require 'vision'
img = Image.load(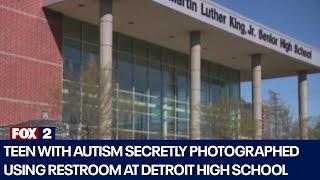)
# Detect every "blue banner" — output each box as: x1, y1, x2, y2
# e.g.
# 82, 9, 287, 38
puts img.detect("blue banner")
0, 140, 319, 179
